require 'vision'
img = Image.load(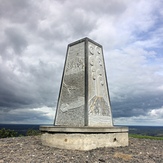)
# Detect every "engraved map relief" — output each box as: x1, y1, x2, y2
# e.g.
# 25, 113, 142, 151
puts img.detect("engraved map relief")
88, 42, 111, 118
55, 42, 85, 126
60, 42, 85, 112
